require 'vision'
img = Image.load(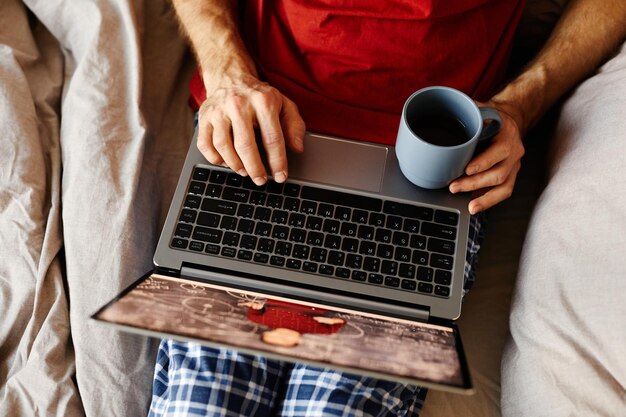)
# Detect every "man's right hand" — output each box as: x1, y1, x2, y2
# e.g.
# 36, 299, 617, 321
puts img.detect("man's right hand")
197, 74, 305, 186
